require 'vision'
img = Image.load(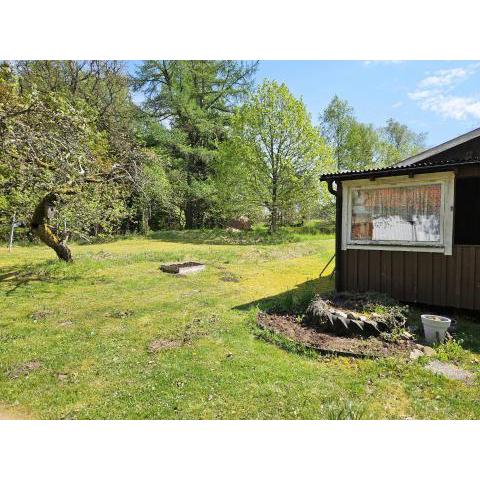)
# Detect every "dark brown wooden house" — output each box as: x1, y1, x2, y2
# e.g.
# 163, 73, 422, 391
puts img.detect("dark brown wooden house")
321, 127, 480, 311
